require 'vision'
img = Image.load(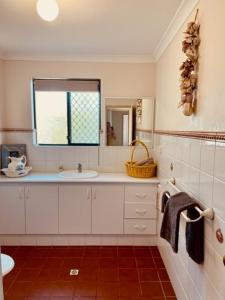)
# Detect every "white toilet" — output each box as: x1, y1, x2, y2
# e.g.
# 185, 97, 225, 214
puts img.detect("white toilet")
1, 254, 15, 277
